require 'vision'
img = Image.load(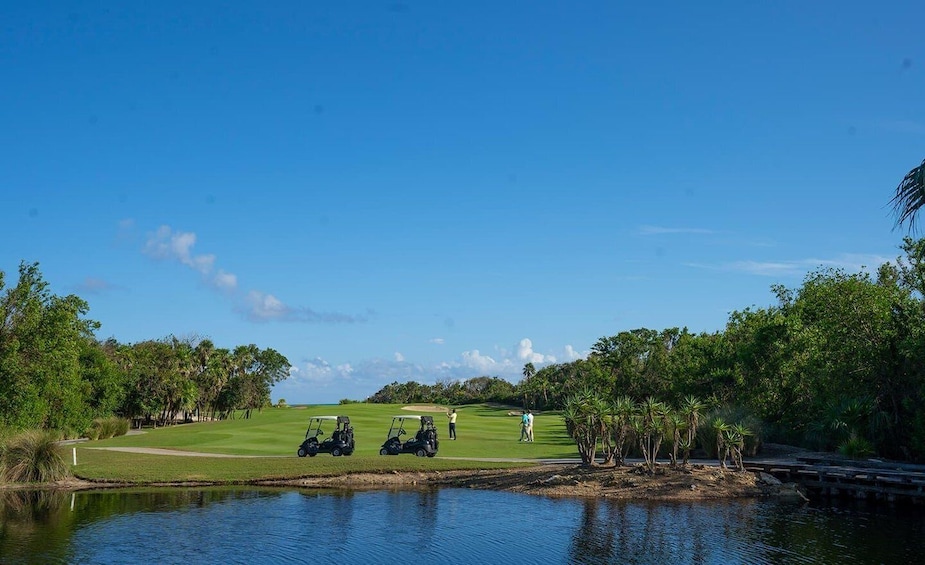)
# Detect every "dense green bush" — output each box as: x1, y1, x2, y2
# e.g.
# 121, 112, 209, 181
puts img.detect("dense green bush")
0, 430, 70, 483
